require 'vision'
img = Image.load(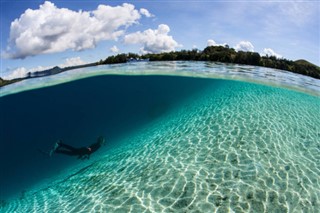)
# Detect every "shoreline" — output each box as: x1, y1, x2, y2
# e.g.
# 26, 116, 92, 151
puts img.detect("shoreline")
1, 47, 320, 88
